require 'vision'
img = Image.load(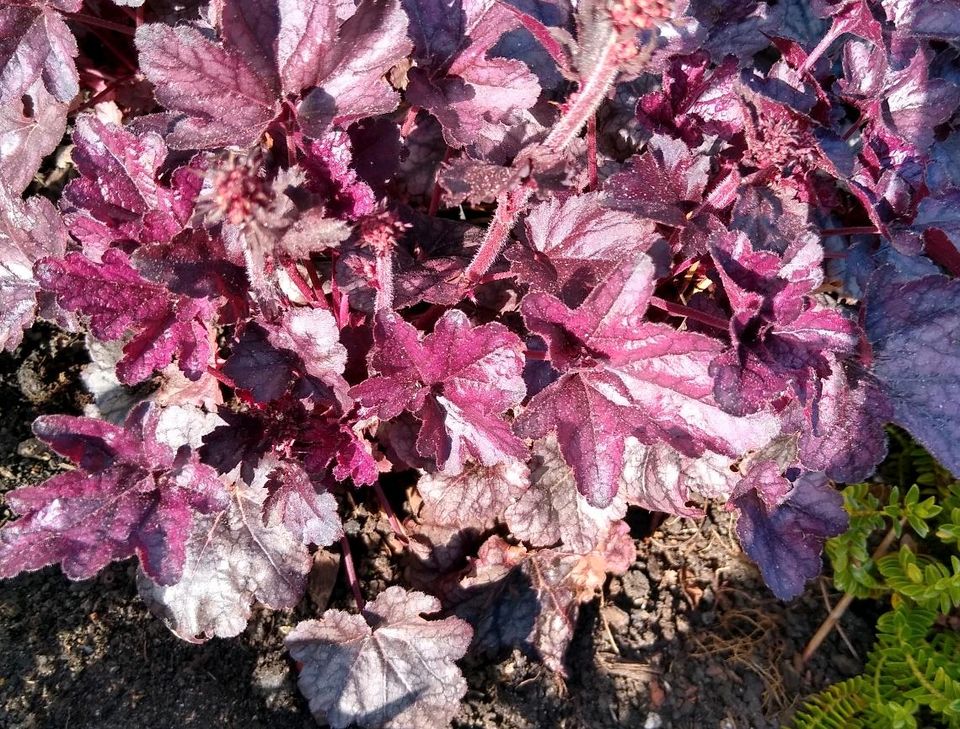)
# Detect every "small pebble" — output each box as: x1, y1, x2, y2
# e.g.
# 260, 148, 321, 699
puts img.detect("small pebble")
644, 712, 663, 729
